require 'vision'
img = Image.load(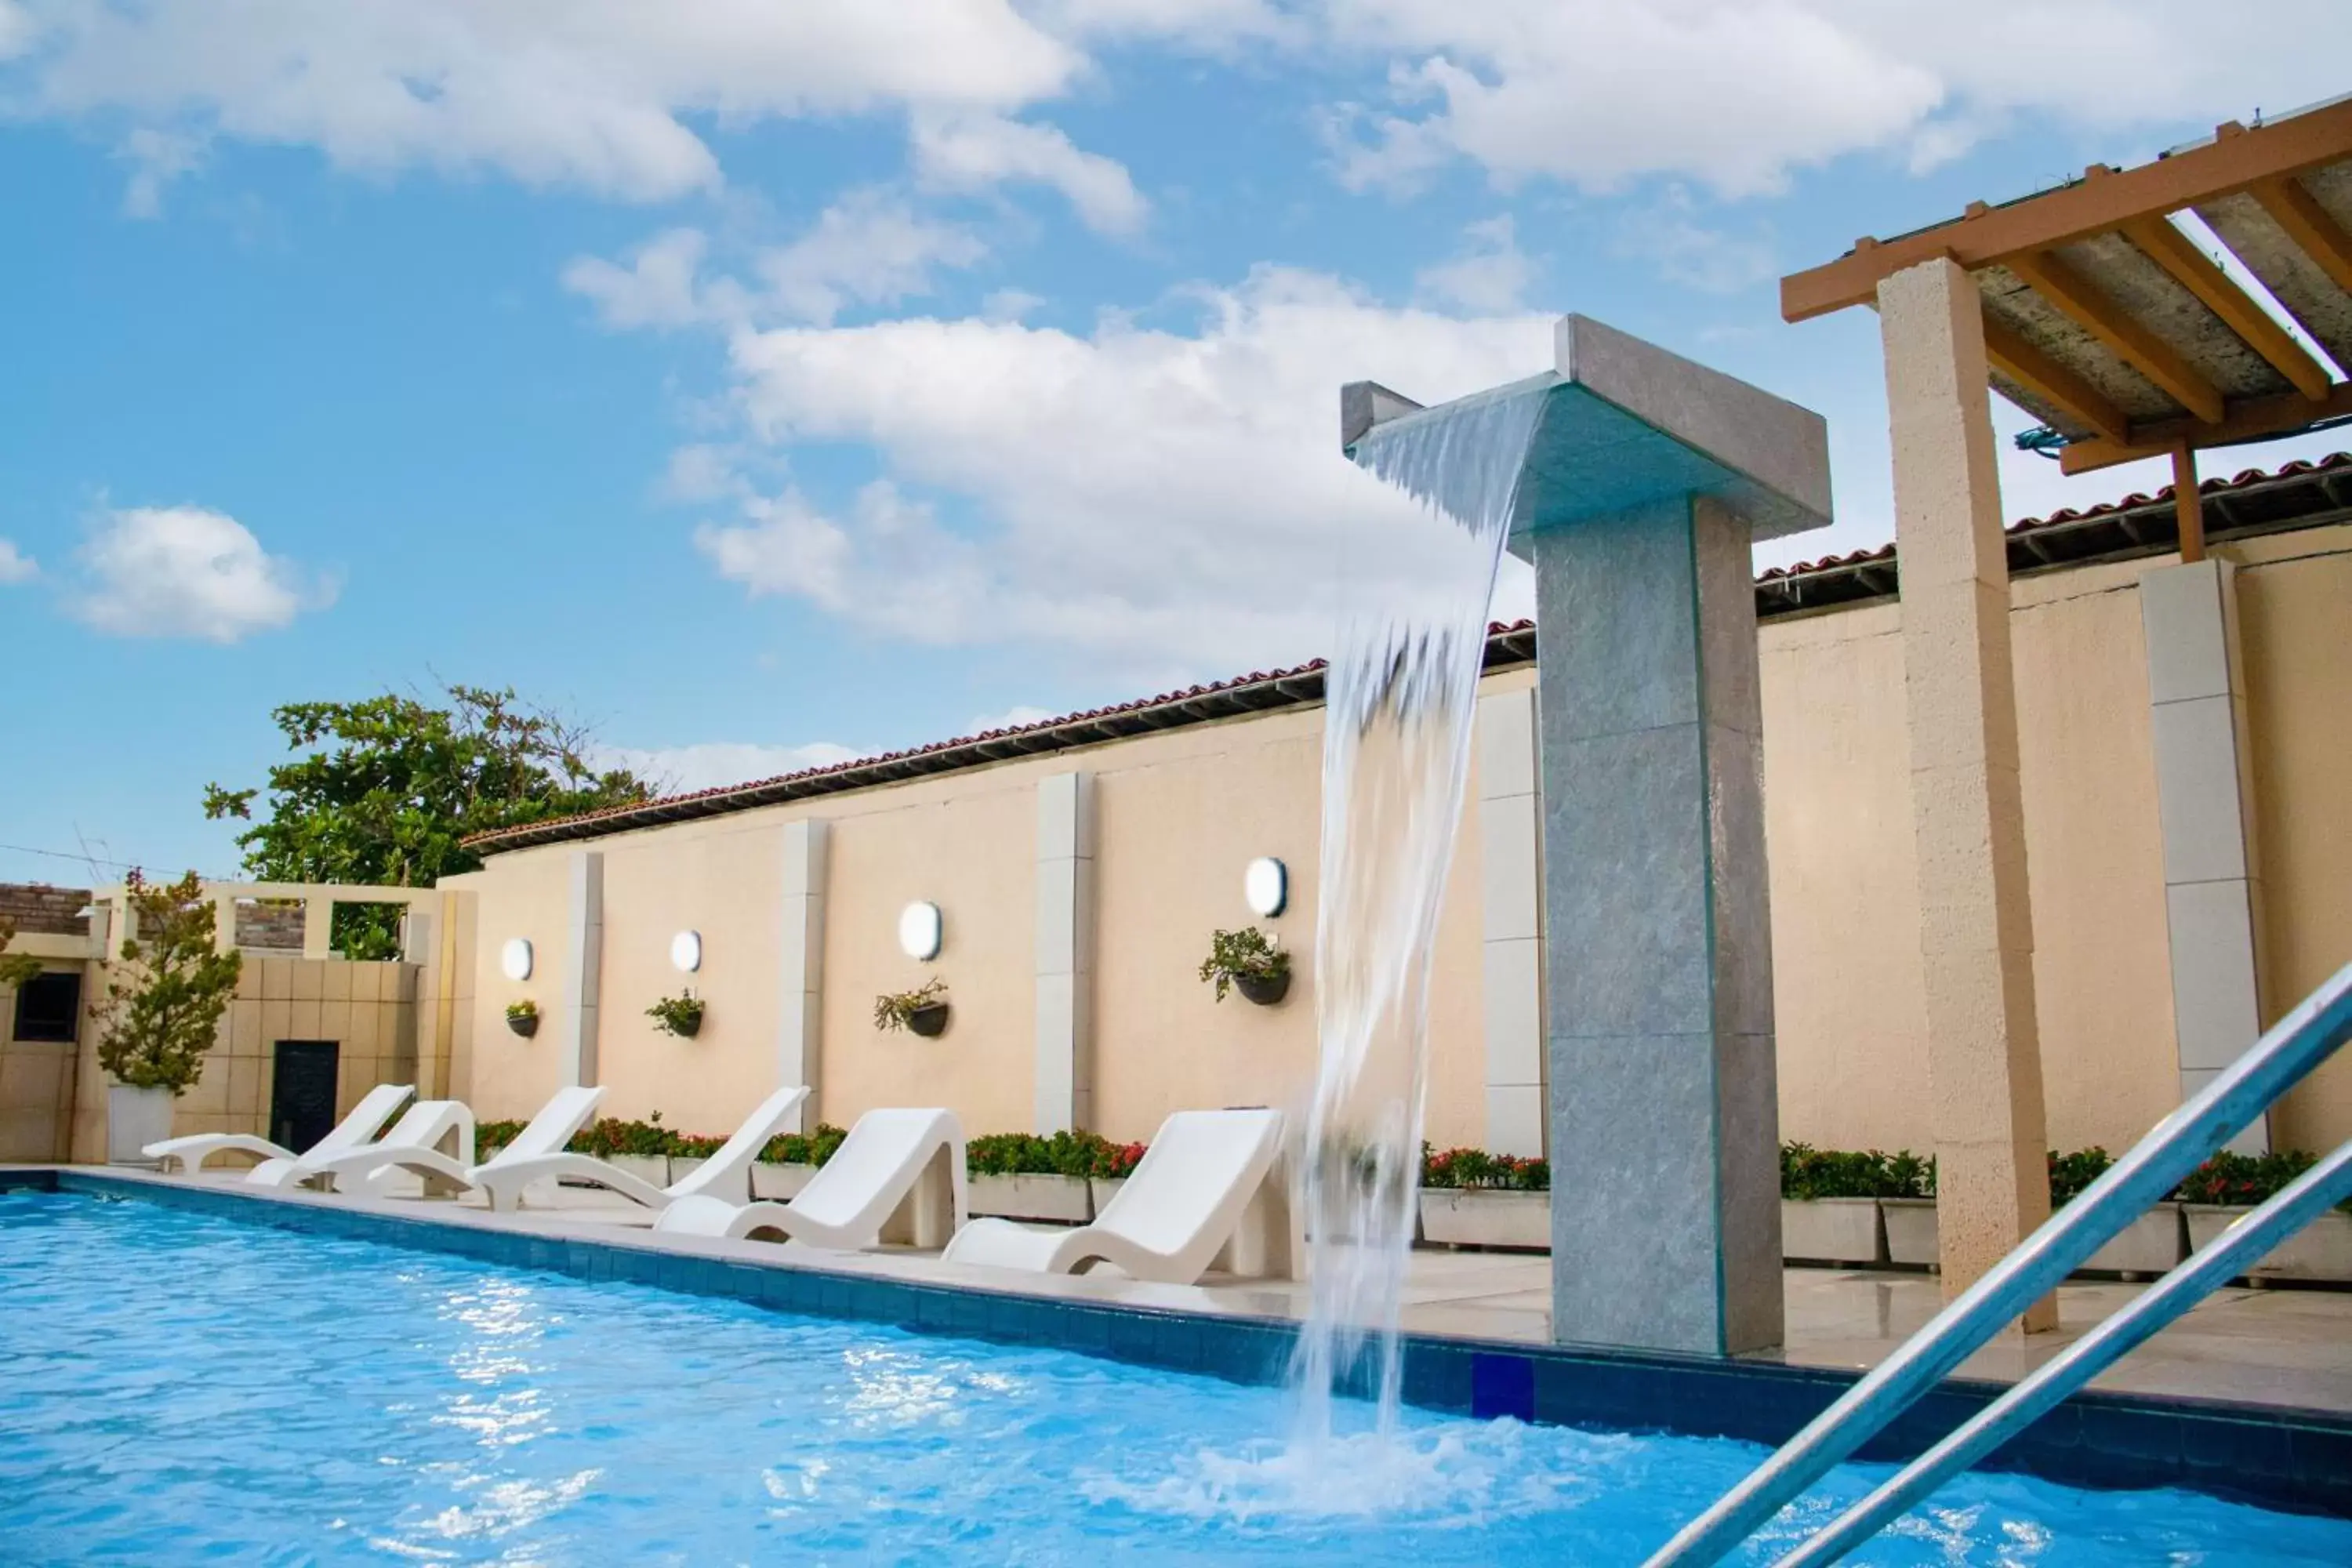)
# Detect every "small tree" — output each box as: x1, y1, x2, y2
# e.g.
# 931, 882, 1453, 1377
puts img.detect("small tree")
0, 913, 42, 989
91, 872, 243, 1095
